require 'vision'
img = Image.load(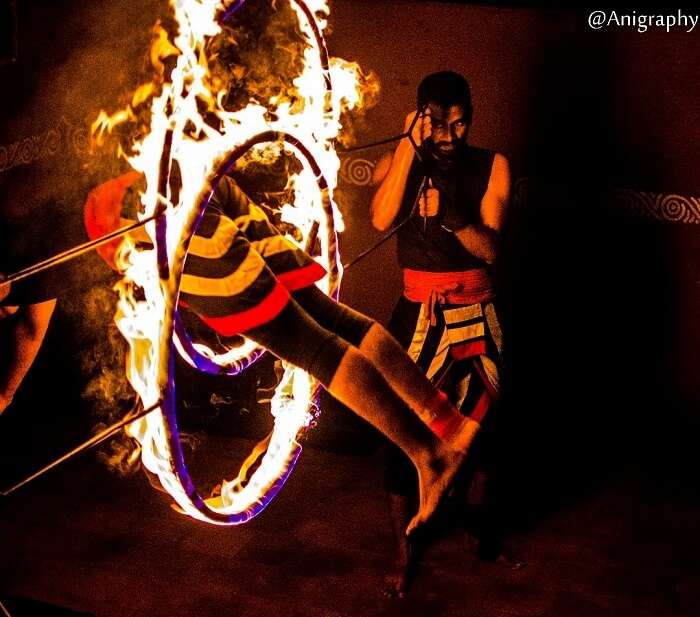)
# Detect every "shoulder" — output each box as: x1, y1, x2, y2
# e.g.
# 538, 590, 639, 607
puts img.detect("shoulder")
479, 152, 511, 219
488, 152, 511, 190
467, 146, 507, 168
